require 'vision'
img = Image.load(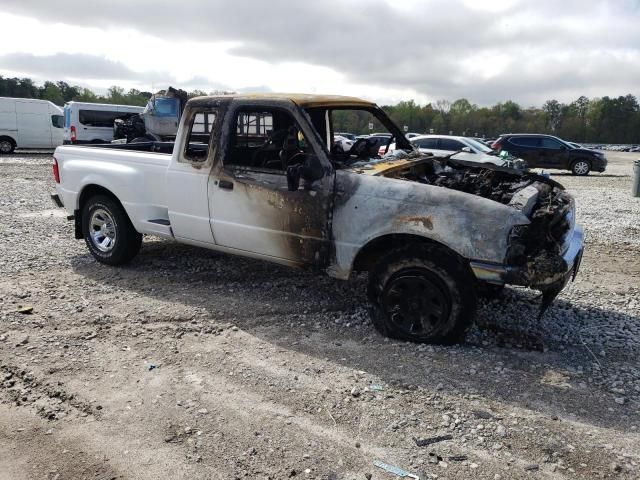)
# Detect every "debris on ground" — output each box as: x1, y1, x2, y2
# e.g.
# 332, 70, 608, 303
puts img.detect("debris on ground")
373, 460, 420, 479
448, 455, 468, 462
413, 434, 453, 447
